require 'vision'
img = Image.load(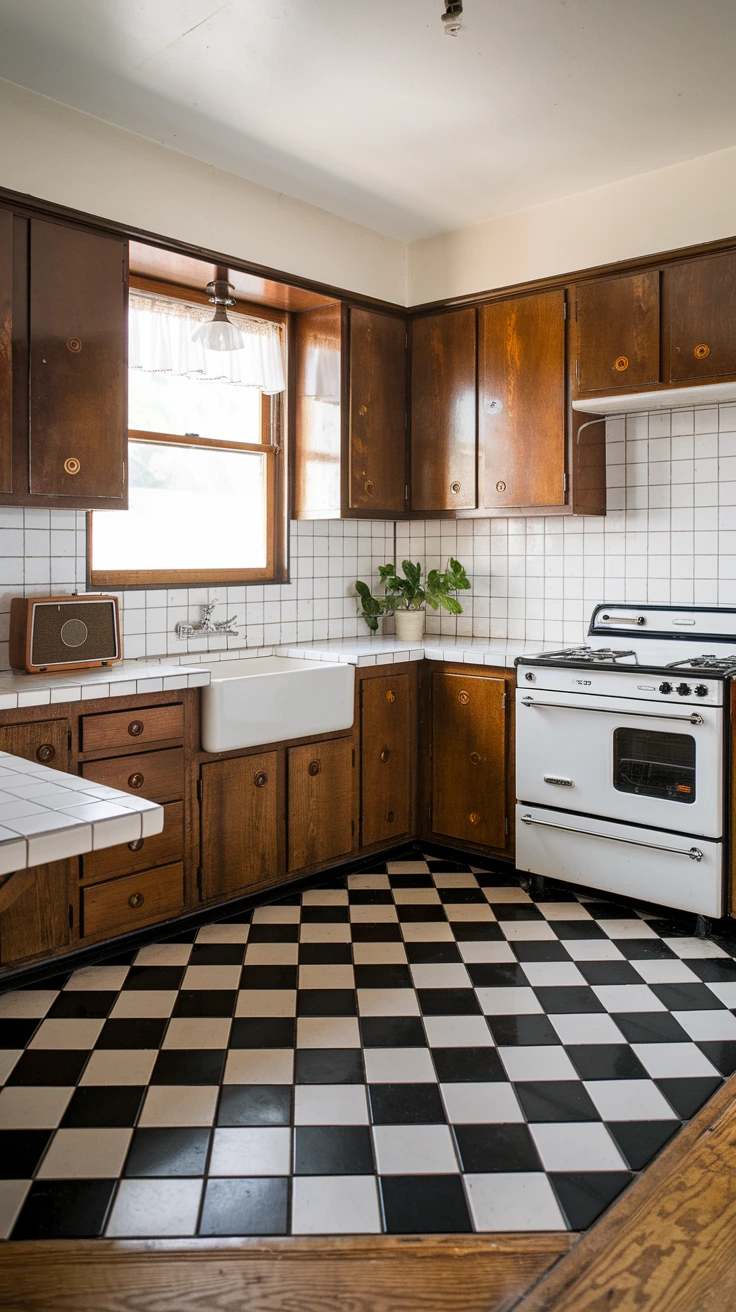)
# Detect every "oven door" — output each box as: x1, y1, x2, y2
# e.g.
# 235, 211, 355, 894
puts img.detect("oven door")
516, 803, 722, 917
515, 686, 722, 837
